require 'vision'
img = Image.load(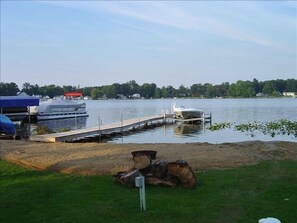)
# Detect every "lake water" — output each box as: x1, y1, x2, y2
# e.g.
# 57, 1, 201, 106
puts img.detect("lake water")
36, 98, 297, 143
